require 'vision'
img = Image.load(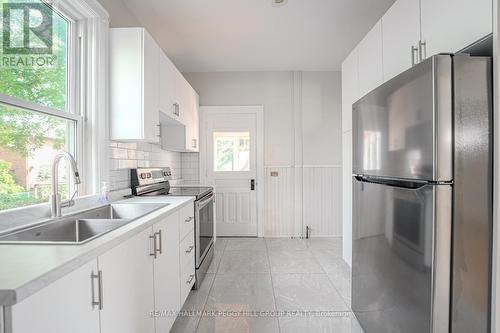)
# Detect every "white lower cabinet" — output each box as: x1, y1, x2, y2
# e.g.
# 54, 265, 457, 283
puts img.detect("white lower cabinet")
8, 260, 100, 333
6, 202, 195, 333
99, 227, 156, 333
153, 211, 181, 333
